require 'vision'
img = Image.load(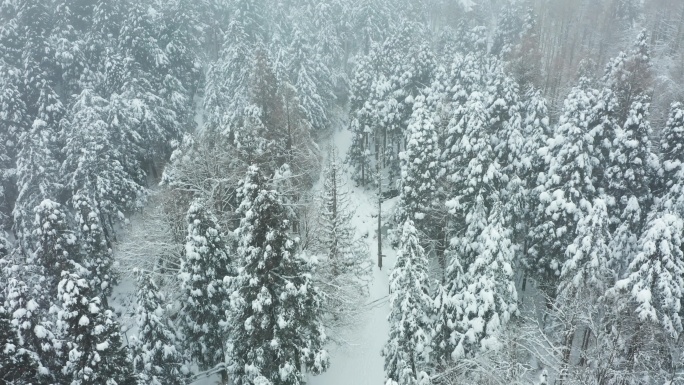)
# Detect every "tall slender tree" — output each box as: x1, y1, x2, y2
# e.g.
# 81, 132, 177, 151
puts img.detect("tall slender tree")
134, 270, 187, 385
226, 166, 329, 385
179, 200, 232, 379
57, 265, 135, 385
383, 220, 432, 385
